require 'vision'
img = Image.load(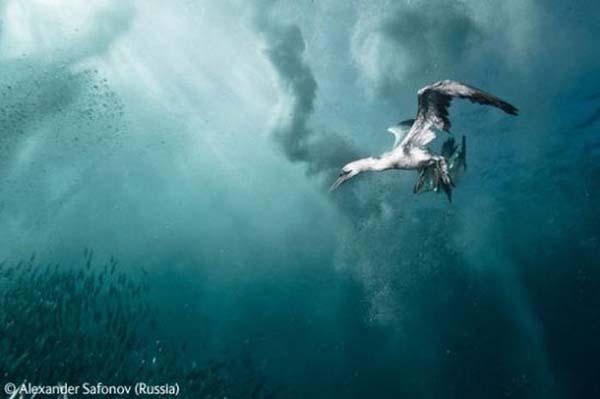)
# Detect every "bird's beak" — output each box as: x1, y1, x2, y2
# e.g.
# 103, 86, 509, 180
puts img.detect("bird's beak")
329, 173, 351, 192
